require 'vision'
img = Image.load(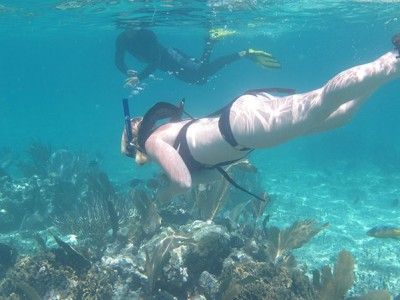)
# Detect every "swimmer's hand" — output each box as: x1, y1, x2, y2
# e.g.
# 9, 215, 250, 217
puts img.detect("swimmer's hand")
124, 70, 139, 88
